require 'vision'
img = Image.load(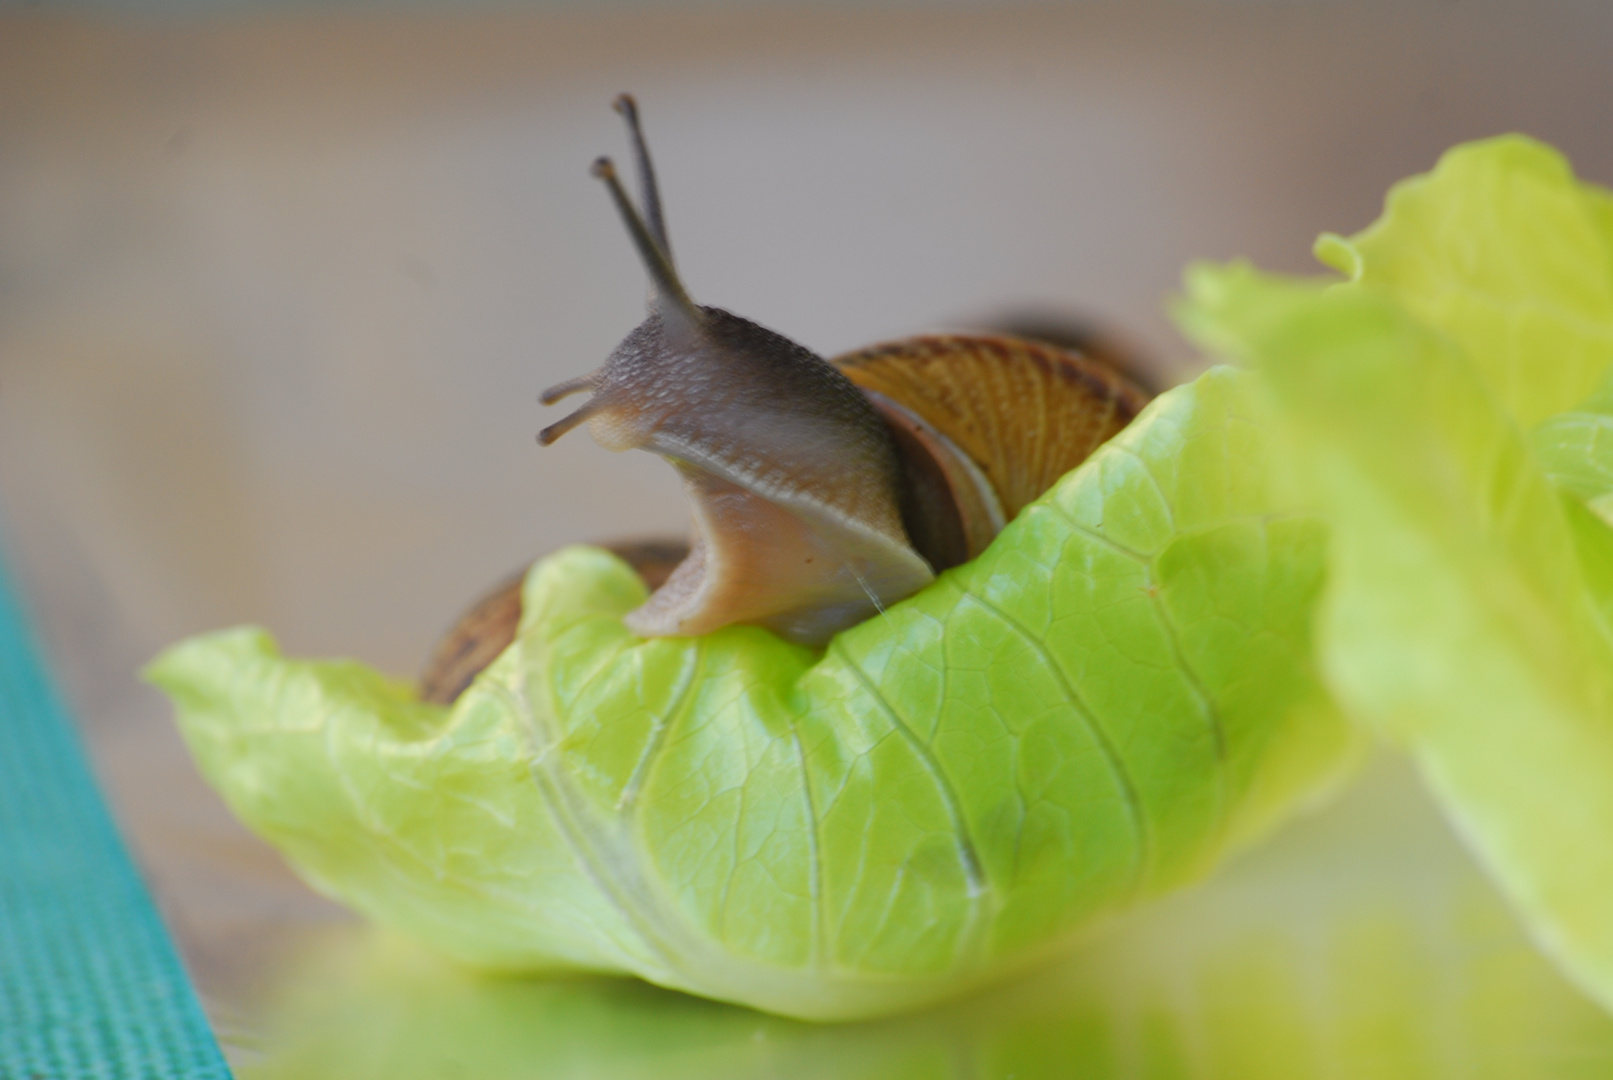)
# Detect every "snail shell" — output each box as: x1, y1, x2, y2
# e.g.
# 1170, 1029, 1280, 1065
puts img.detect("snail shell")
837, 333, 1147, 572
418, 98, 1149, 704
